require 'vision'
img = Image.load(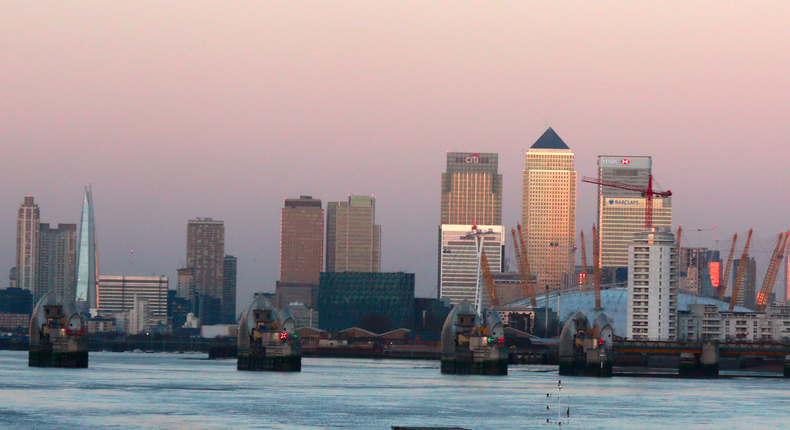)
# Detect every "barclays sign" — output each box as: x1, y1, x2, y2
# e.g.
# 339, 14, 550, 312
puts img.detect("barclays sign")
608, 199, 639, 206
